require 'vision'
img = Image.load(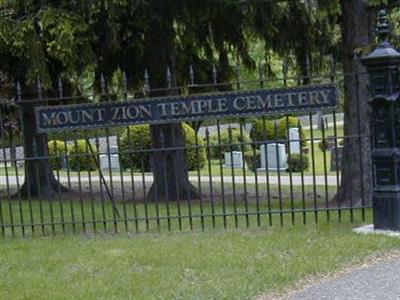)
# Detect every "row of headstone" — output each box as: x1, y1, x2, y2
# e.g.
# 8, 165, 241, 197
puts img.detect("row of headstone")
223, 128, 300, 170
57, 146, 121, 171
99, 146, 121, 171
224, 151, 245, 168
